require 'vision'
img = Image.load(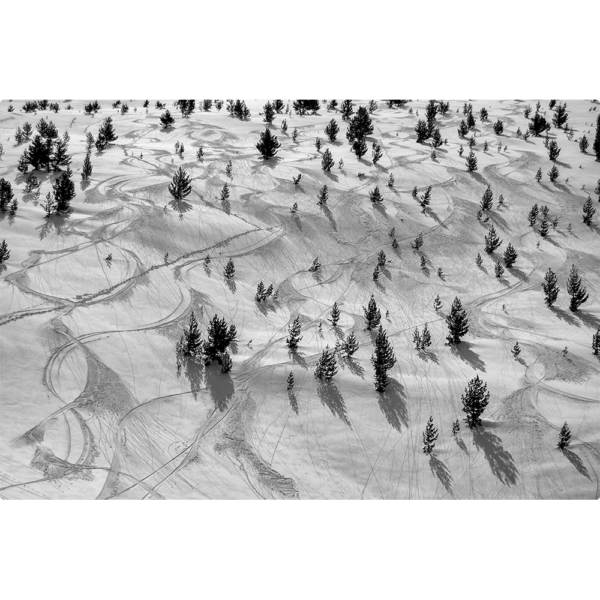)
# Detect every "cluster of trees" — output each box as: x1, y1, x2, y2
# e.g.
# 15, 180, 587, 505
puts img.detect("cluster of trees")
176, 312, 237, 373
293, 100, 320, 115
176, 100, 195, 118
17, 122, 72, 173
227, 100, 251, 120
43, 168, 76, 216
345, 106, 374, 157
84, 101, 102, 115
